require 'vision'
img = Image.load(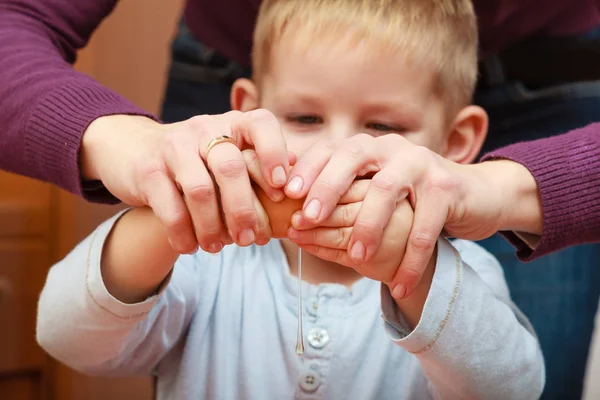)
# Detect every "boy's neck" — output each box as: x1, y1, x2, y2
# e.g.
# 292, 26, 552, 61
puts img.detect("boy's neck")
280, 240, 363, 288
